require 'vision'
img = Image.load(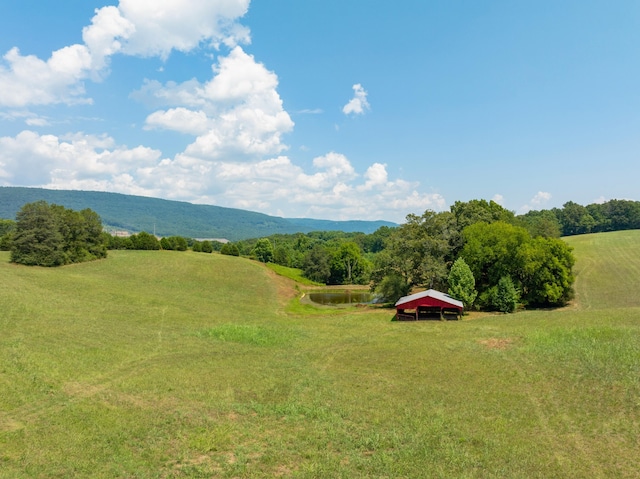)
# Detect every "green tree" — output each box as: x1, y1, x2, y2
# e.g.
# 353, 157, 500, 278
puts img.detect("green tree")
519, 210, 562, 238
492, 276, 519, 313
9, 201, 105, 266
451, 199, 516, 231
220, 242, 240, 256
375, 273, 411, 303
558, 201, 596, 236
11, 201, 65, 266
55, 207, 107, 262
160, 236, 188, 251
252, 238, 274, 263
447, 258, 477, 311
515, 237, 575, 306
371, 210, 452, 295
302, 245, 332, 283
130, 231, 160, 250
200, 240, 213, 253
330, 241, 366, 284
0, 219, 16, 251
460, 221, 530, 302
